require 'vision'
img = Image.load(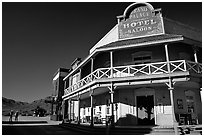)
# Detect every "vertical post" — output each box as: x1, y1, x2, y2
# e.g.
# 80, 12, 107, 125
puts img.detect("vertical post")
110, 84, 115, 126
72, 101, 75, 121
165, 44, 171, 73
193, 46, 200, 73
200, 88, 202, 102
110, 51, 113, 78
165, 45, 178, 134
168, 79, 178, 135
193, 46, 198, 63
69, 100, 72, 121
91, 58, 94, 72
79, 68, 82, 83
91, 58, 94, 81
78, 94, 81, 124
67, 100, 70, 121
90, 89, 94, 127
